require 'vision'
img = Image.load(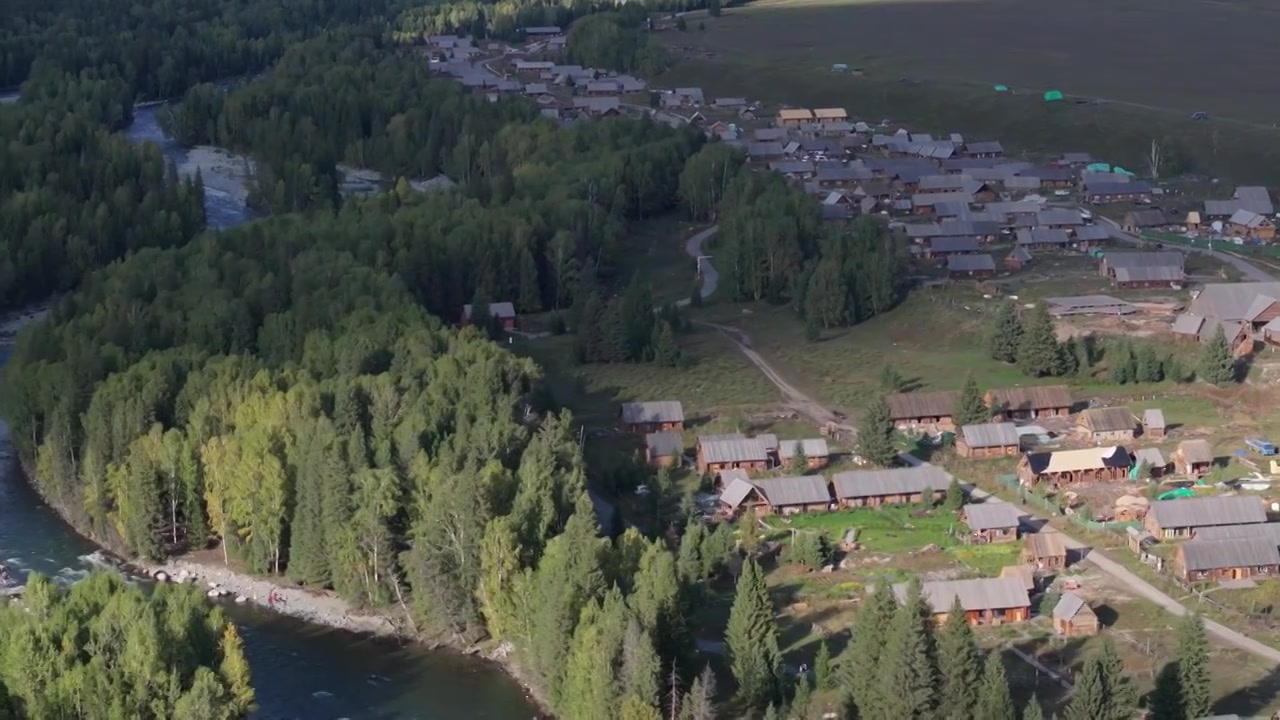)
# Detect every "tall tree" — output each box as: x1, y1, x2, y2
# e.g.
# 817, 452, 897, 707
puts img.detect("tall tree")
875, 578, 938, 719
843, 582, 897, 714
937, 597, 980, 719
1198, 325, 1237, 386
1023, 694, 1046, 720
680, 666, 717, 720
953, 375, 989, 427
858, 396, 899, 467
990, 301, 1022, 363
725, 559, 780, 709
976, 651, 1015, 720
1176, 613, 1211, 720
1016, 304, 1062, 377
813, 639, 833, 691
